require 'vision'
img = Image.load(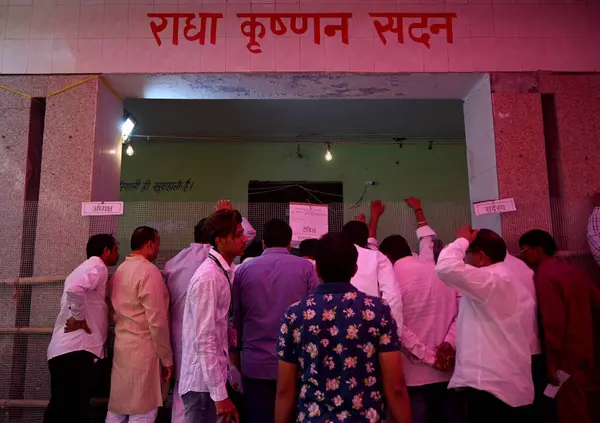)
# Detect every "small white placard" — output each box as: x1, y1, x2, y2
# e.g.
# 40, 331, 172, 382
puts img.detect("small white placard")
473, 198, 516, 216
81, 201, 124, 216
543, 370, 571, 398
289, 202, 328, 247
